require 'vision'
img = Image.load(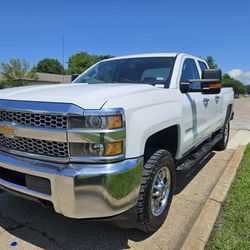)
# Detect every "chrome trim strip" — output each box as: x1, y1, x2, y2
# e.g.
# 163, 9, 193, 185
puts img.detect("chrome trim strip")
0, 150, 68, 172
103, 129, 126, 143
0, 121, 67, 142
0, 122, 126, 144
68, 128, 126, 143
69, 154, 125, 163
0, 148, 69, 163
83, 108, 124, 116
0, 147, 125, 164
68, 132, 101, 143
0, 99, 84, 115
